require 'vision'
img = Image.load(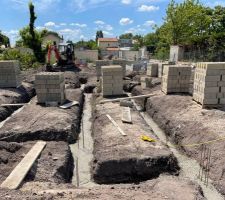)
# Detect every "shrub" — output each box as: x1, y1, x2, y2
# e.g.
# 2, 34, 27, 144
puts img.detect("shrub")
0, 48, 41, 70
